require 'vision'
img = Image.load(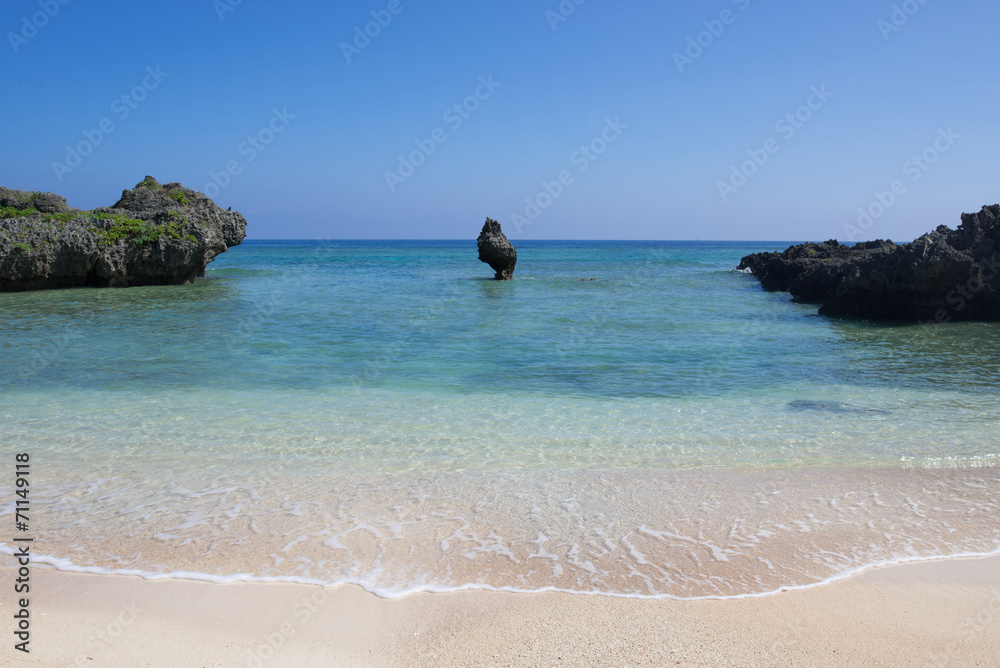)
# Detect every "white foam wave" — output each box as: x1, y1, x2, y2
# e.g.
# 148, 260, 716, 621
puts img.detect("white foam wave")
4, 543, 999, 602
